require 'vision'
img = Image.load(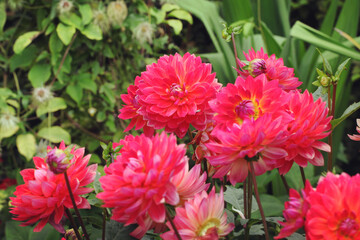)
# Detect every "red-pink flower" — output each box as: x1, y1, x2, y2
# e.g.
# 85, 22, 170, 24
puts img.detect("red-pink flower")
118, 82, 155, 137
272, 90, 332, 175
206, 115, 288, 185
237, 48, 302, 91
161, 188, 234, 240
348, 118, 360, 141
10, 141, 97, 233
275, 180, 313, 239
96, 132, 187, 237
305, 172, 360, 240
209, 74, 291, 130
135, 53, 222, 138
